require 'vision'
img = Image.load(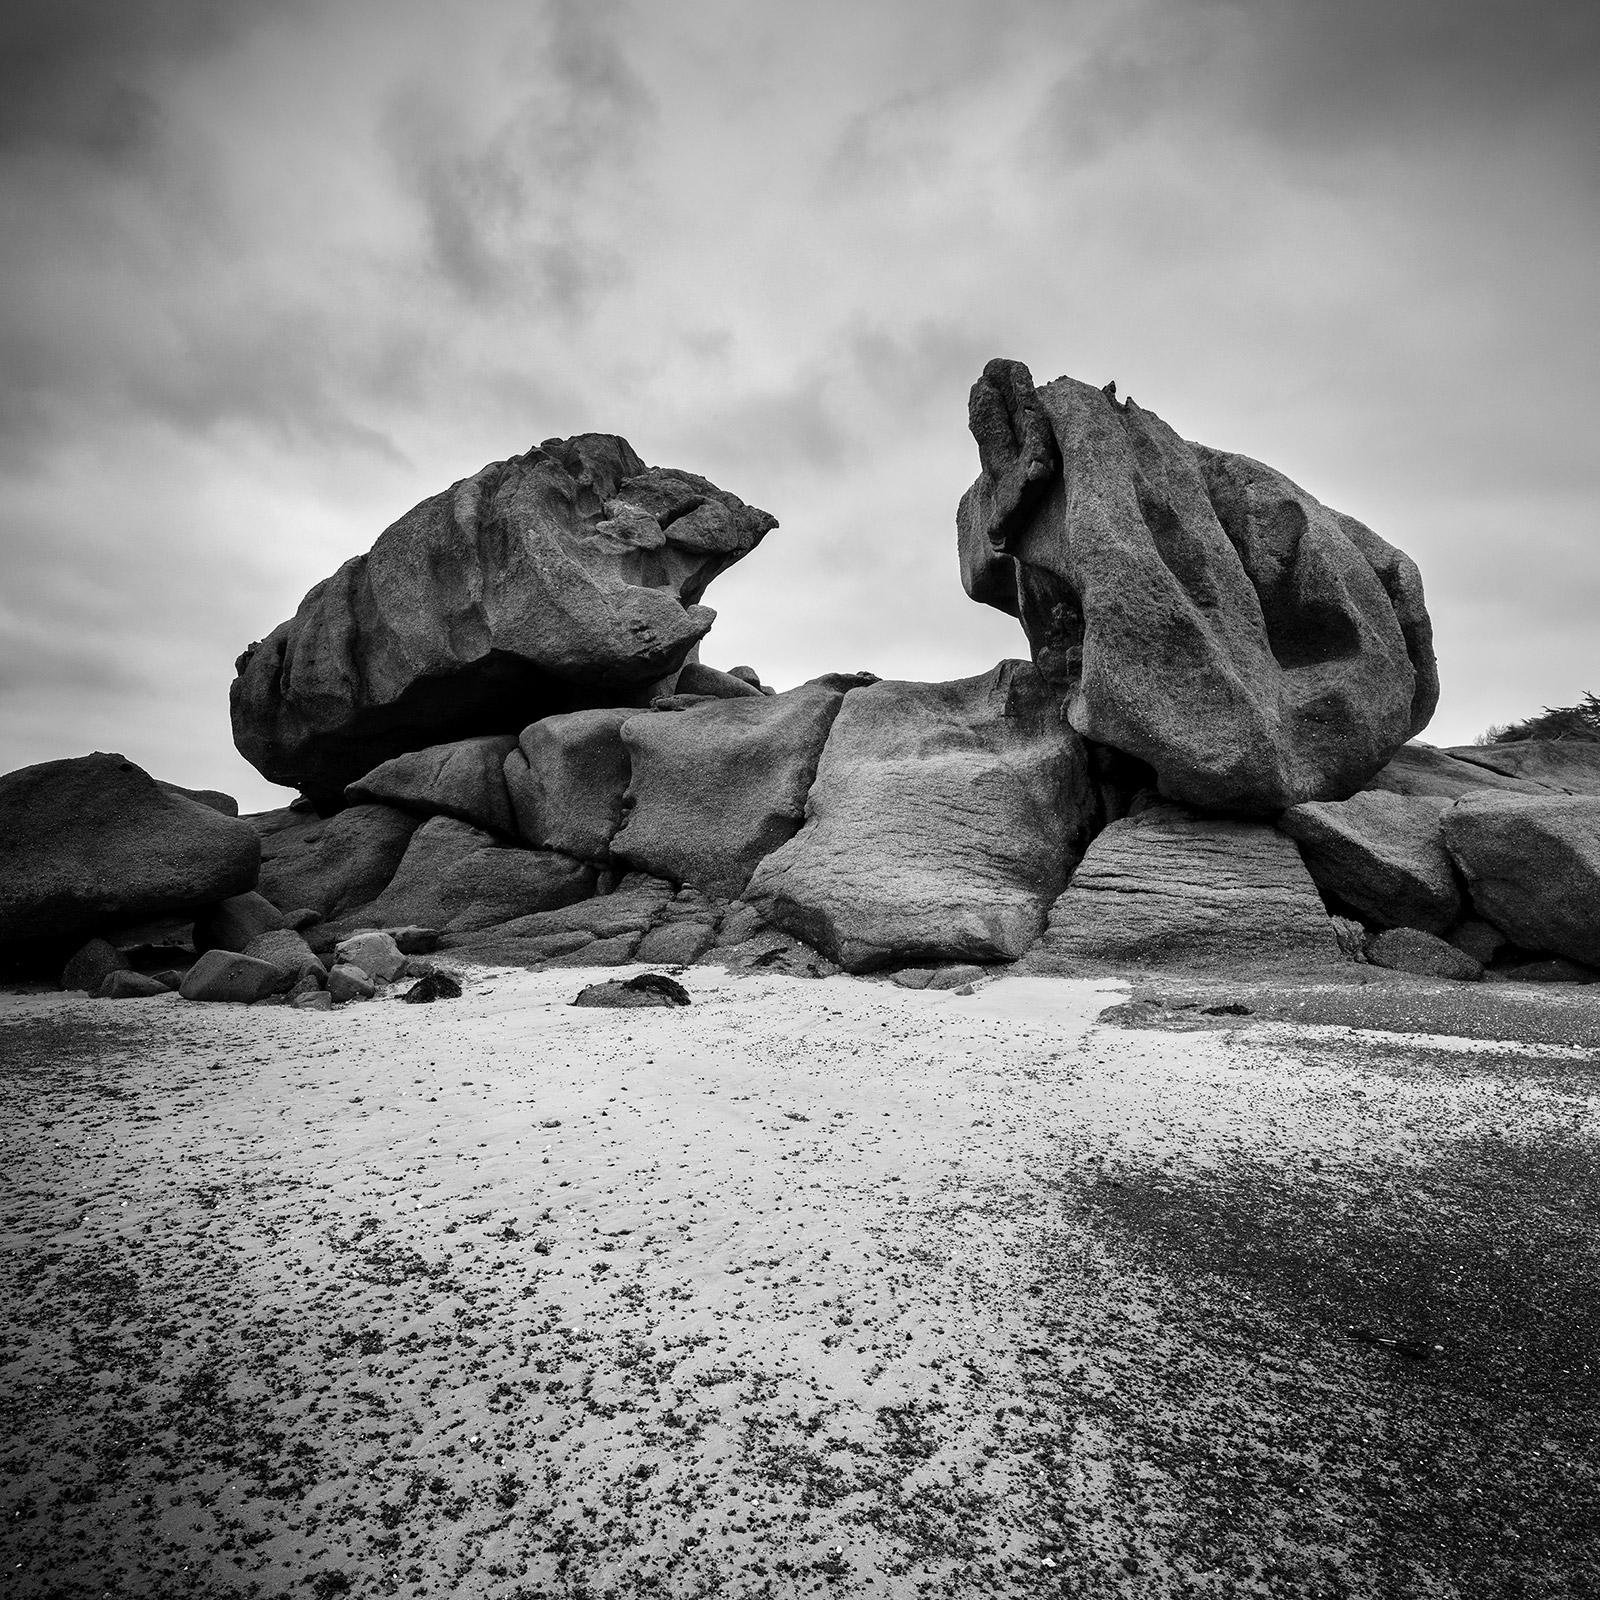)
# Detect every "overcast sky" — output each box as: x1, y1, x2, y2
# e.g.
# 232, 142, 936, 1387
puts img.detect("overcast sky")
2, 0, 1596, 811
